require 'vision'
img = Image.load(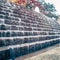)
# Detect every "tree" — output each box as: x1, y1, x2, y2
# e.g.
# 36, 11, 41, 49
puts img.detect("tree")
43, 2, 58, 20
44, 3, 56, 12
